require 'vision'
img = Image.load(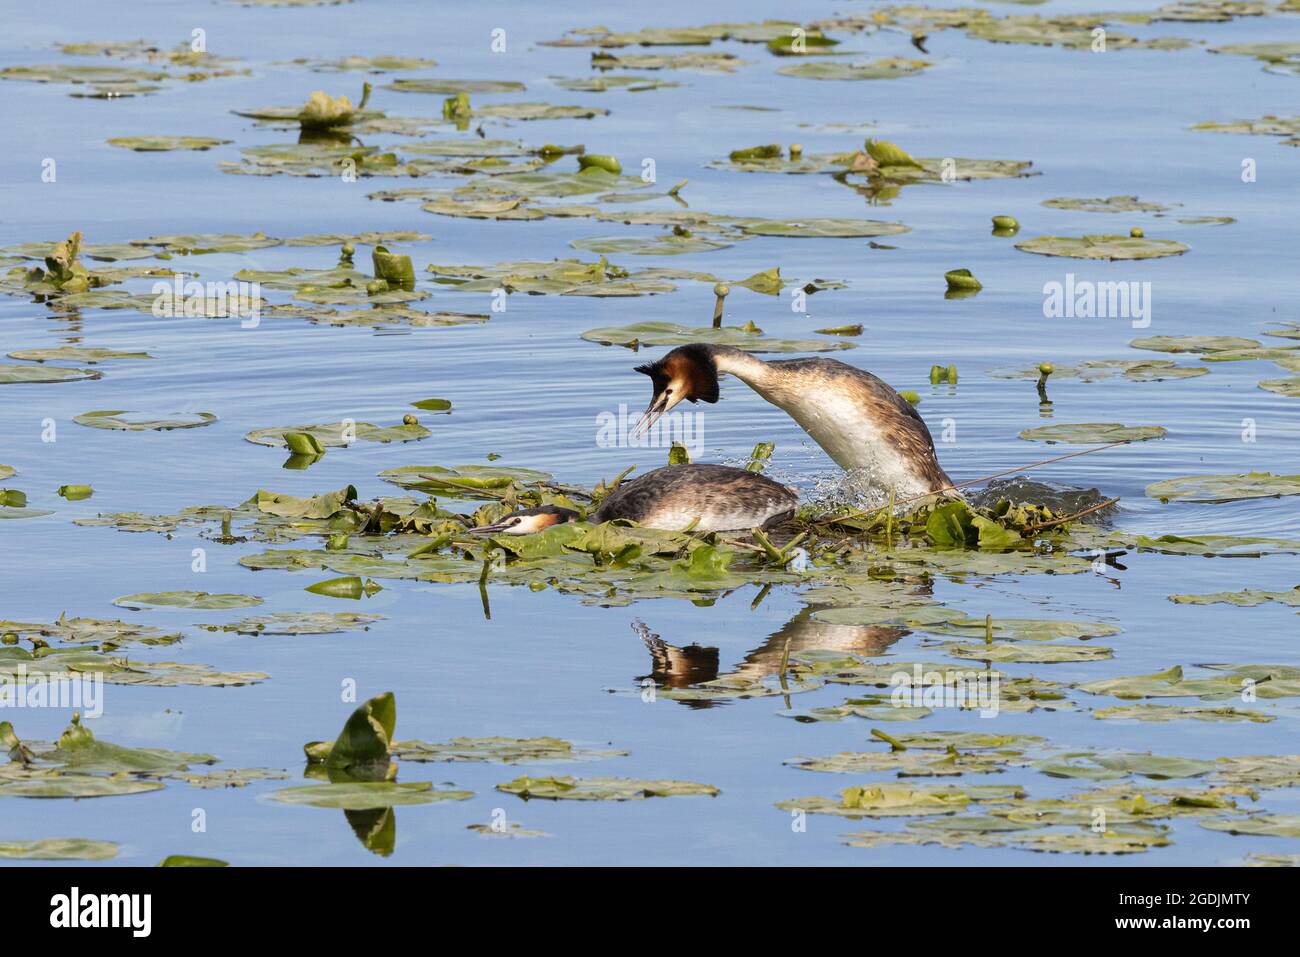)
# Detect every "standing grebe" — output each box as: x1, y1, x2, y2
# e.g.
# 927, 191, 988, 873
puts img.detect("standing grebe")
469, 464, 798, 534
633, 343, 955, 502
